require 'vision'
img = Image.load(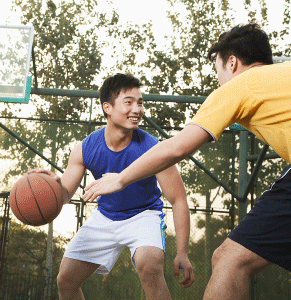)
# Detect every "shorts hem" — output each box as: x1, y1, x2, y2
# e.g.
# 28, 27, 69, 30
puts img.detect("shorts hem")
64, 253, 110, 275
227, 235, 291, 272
131, 243, 165, 258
